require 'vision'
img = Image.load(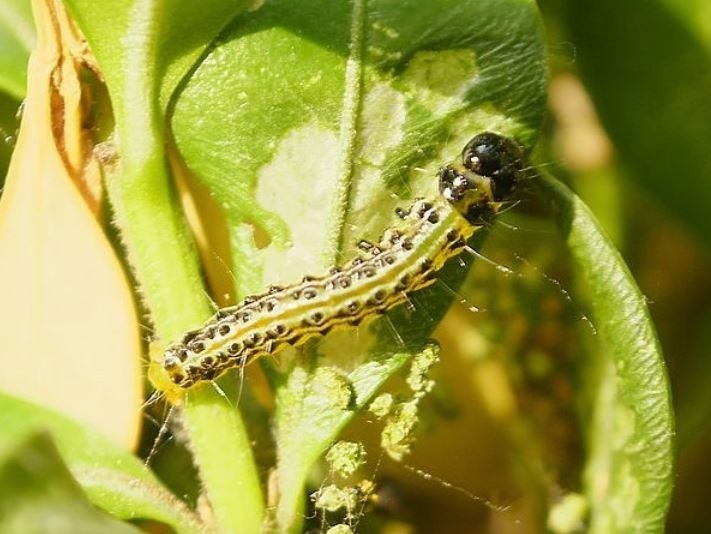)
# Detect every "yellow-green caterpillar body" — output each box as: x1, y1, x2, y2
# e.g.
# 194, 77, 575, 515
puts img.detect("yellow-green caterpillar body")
151, 132, 524, 399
